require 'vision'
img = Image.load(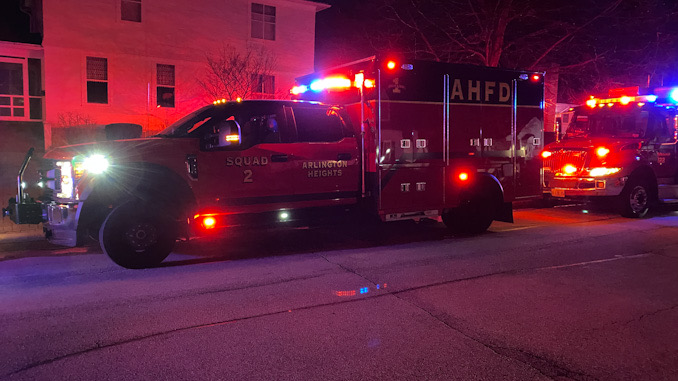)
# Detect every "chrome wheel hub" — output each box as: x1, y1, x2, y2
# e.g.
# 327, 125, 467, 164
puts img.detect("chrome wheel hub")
629, 186, 648, 213
125, 222, 159, 250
